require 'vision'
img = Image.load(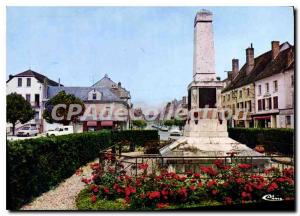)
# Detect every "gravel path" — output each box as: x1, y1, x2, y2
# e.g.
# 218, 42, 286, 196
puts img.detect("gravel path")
21, 159, 97, 210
